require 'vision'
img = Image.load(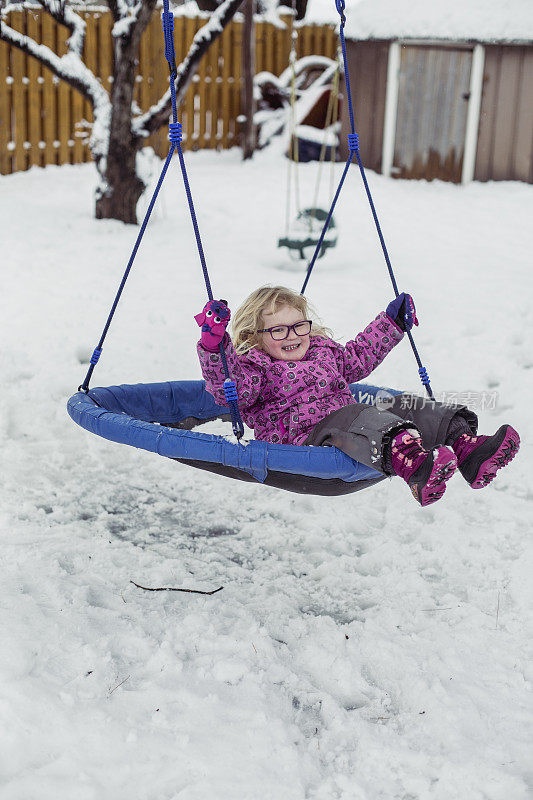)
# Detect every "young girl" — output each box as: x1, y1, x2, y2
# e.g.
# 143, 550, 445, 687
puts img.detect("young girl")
195, 286, 520, 506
